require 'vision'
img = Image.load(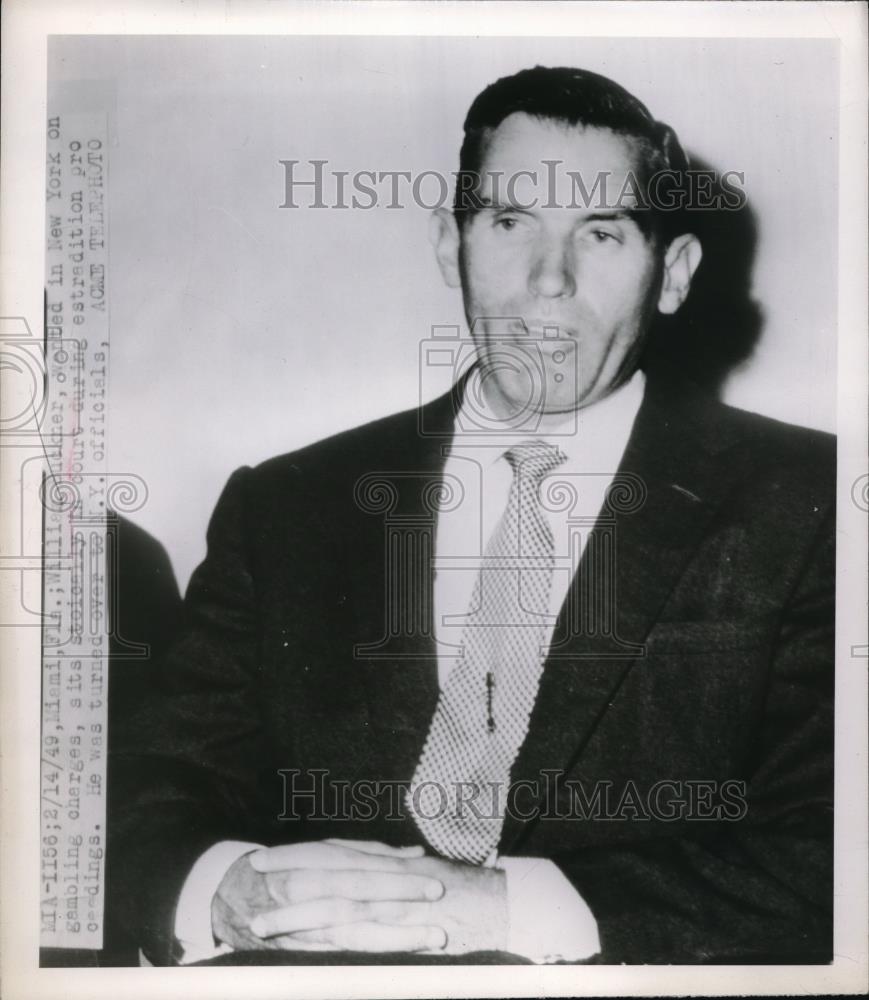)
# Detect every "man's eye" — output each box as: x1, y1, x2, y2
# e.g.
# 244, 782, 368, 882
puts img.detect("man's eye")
495, 216, 519, 231
591, 229, 619, 243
